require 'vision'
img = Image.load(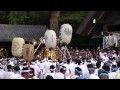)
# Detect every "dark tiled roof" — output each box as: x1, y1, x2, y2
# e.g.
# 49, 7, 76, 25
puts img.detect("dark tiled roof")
0, 24, 47, 42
